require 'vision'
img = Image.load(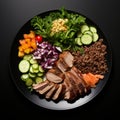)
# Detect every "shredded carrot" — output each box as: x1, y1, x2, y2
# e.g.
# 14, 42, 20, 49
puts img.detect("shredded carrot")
82, 73, 104, 87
